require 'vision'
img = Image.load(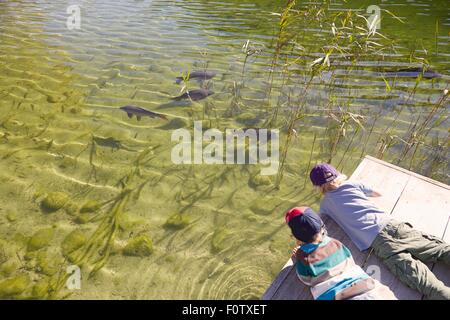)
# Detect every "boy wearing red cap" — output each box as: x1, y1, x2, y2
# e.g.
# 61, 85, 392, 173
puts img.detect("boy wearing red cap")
309, 163, 450, 300
285, 206, 396, 300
